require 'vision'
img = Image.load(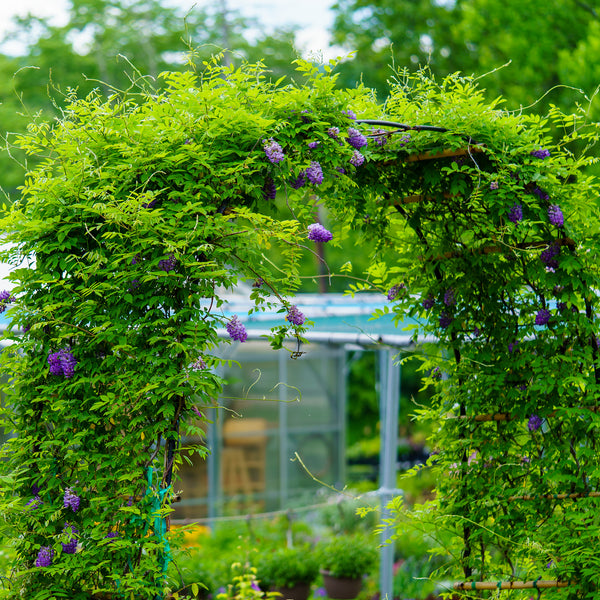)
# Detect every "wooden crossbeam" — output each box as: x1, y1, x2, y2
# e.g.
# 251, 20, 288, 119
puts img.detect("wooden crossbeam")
454, 580, 570, 591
